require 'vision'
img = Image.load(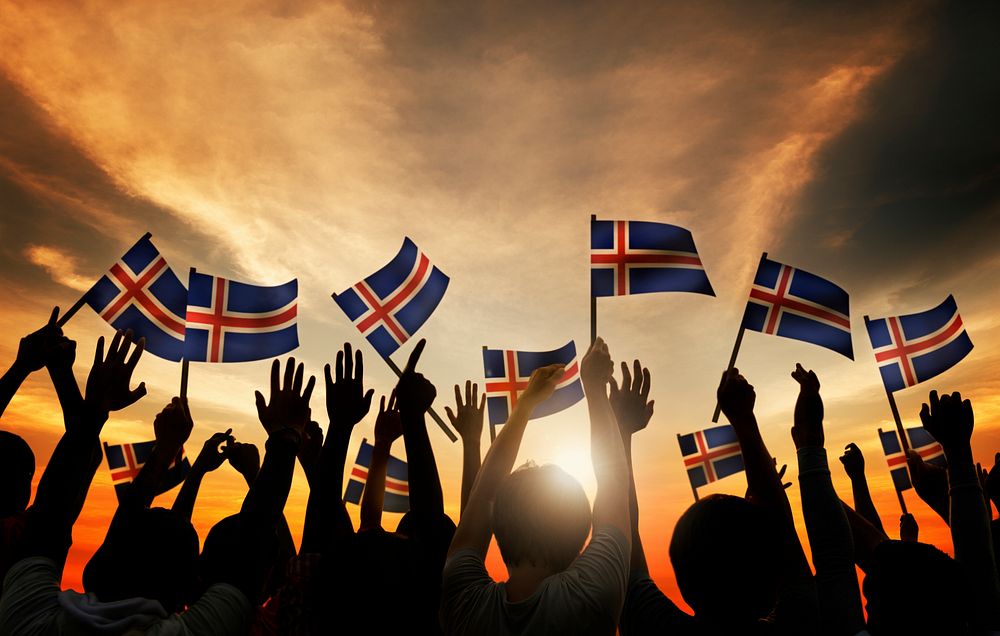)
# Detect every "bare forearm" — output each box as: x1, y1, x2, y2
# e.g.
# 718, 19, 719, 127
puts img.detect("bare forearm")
301, 435, 353, 553
360, 440, 391, 531
0, 362, 29, 417
124, 445, 175, 510
460, 440, 481, 517
242, 434, 298, 521
47, 365, 83, 430
172, 465, 207, 521
586, 387, 630, 536
401, 412, 444, 516
624, 438, 648, 573
849, 476, 886, 536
